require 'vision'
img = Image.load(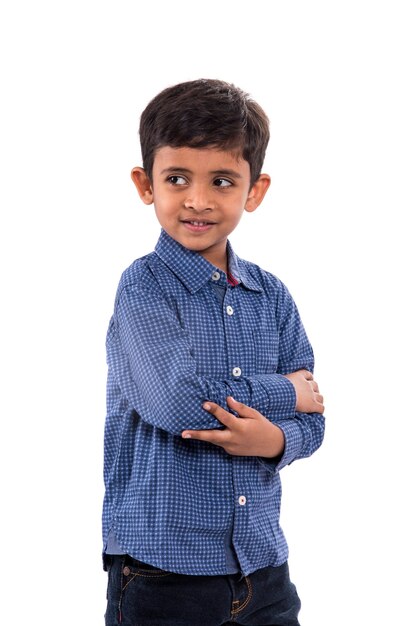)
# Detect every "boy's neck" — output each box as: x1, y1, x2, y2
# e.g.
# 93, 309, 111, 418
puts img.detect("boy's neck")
199, 248, 228, 274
